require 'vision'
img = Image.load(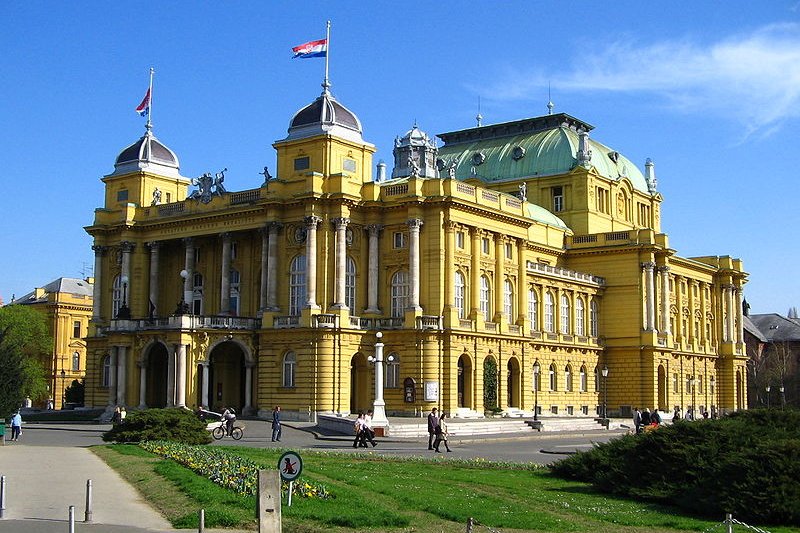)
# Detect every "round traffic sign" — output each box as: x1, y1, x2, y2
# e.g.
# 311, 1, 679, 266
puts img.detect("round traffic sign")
278, 451, 303, 481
